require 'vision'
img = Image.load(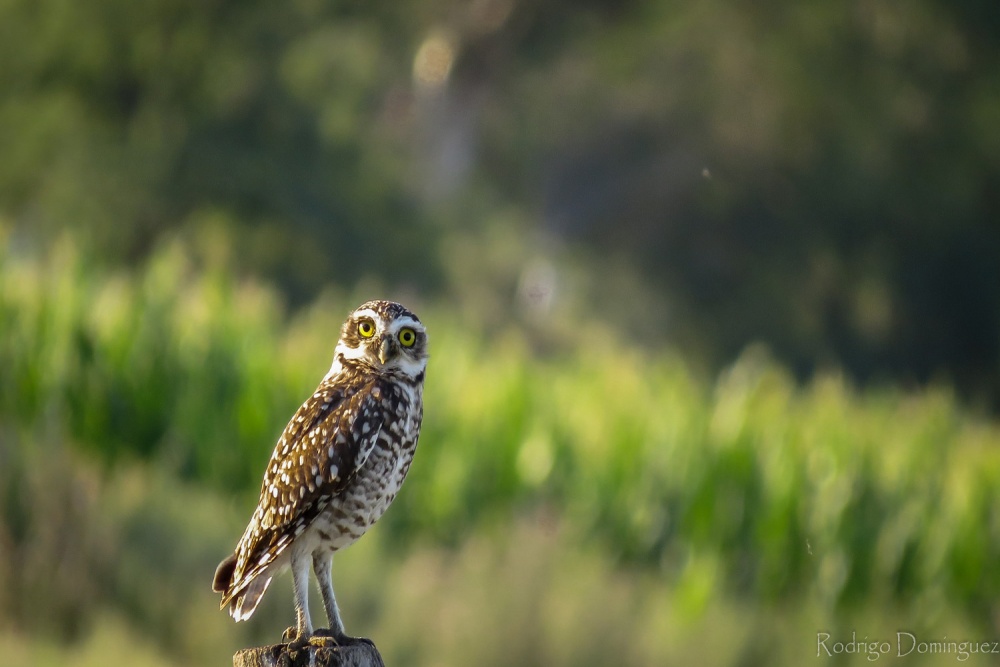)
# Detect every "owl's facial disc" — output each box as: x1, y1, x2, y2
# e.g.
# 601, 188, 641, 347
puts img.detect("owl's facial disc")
330, 305, 427, 379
